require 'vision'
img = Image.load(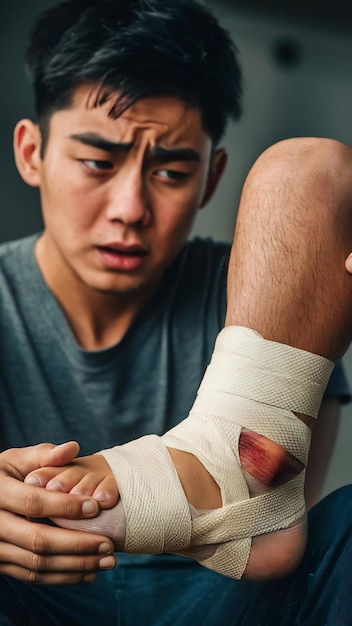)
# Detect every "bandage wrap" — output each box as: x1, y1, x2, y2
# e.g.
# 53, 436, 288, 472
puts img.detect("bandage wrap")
100, 326, 334, 578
